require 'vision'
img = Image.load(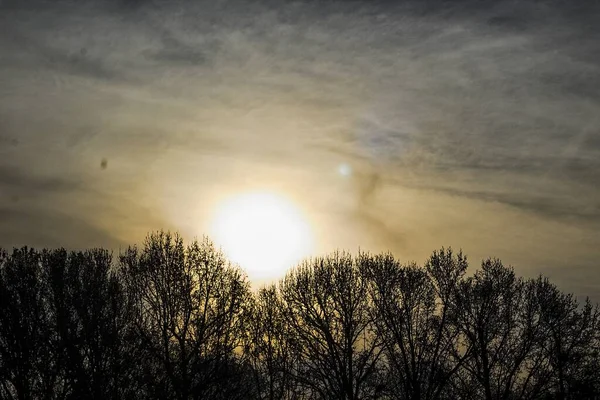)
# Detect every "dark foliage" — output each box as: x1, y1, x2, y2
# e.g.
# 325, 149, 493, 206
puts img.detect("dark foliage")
0, 233, 598, 400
